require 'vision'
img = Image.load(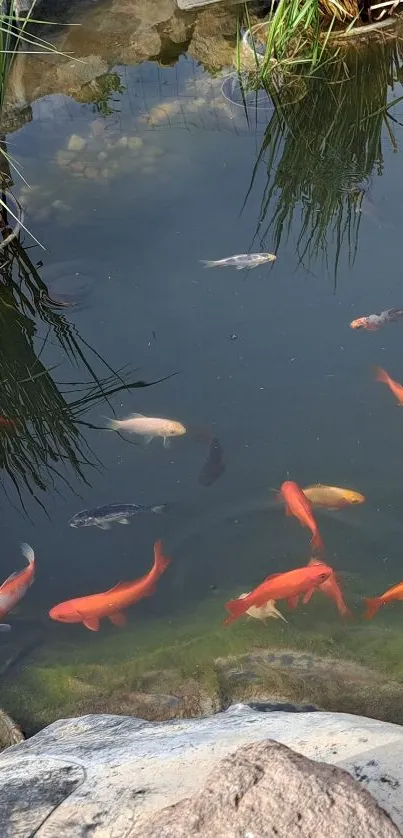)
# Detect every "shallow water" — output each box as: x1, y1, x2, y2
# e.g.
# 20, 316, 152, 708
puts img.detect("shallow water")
1, 0, 403, 734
